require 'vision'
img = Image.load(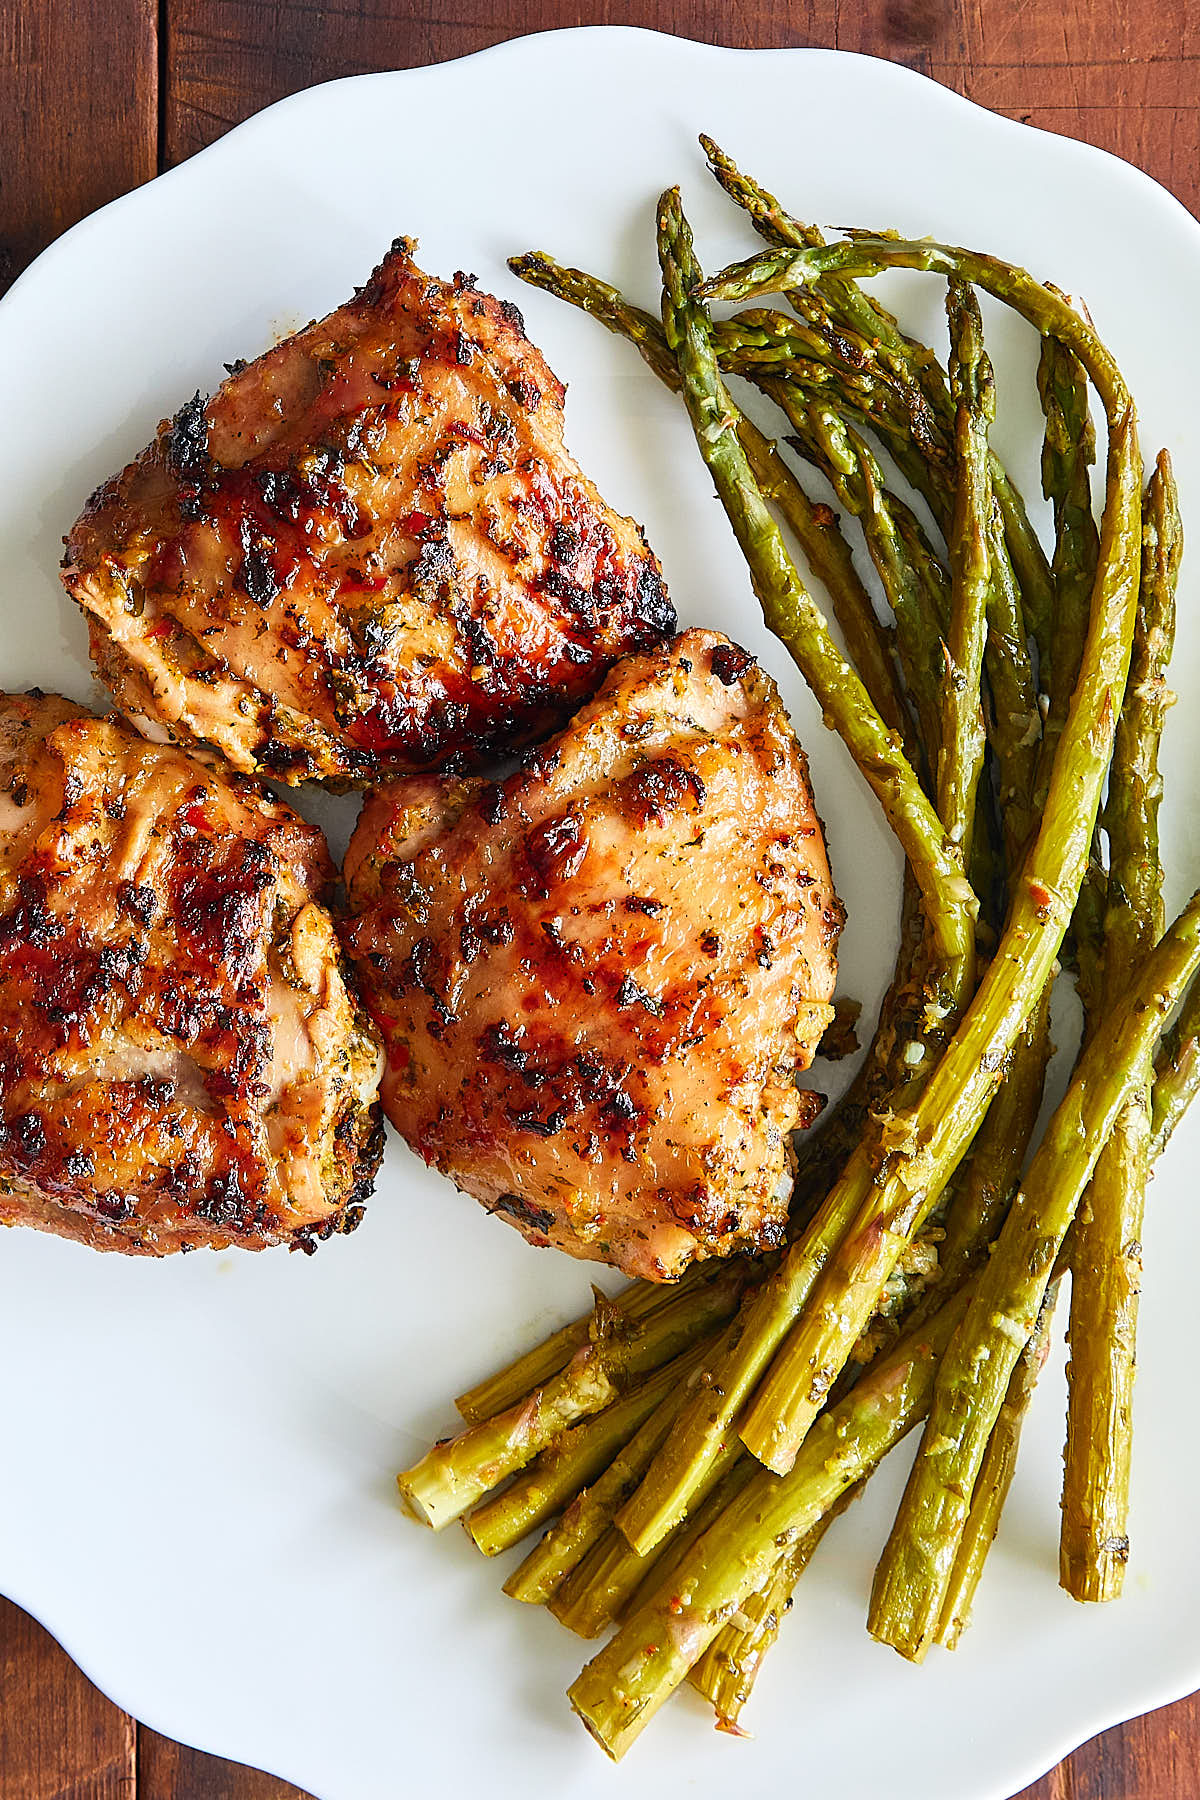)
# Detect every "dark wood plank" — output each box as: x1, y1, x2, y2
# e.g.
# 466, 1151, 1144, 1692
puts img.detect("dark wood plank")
0, 0, 157, 287
837, 0, 1199, 216
1018, 1693, 1200, 1800
162, 0, 1200, 241
161, 0, 841, 165
137, 1729, 314, 1799
0, 1598, 134, 1800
